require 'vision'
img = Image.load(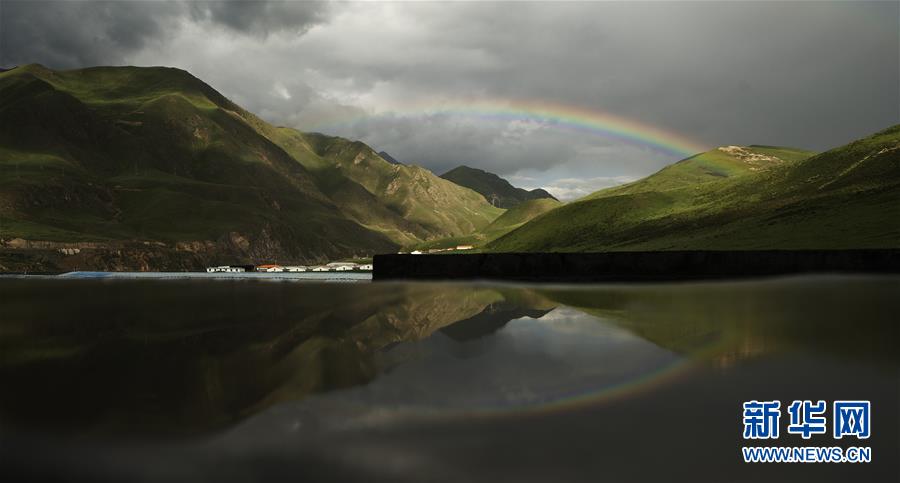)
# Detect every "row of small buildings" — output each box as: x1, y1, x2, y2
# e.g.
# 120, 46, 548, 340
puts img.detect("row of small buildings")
402, 244, 474, 255
206, 262, 373, 273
